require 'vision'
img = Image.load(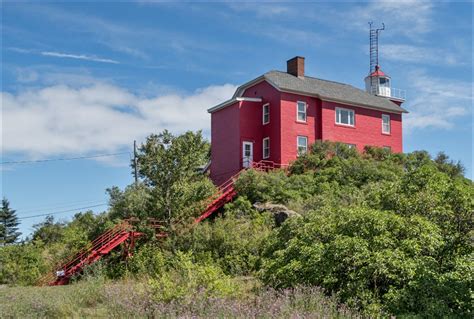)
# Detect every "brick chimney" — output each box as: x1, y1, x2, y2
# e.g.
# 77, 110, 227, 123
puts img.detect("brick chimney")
287, 56, 305, 78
